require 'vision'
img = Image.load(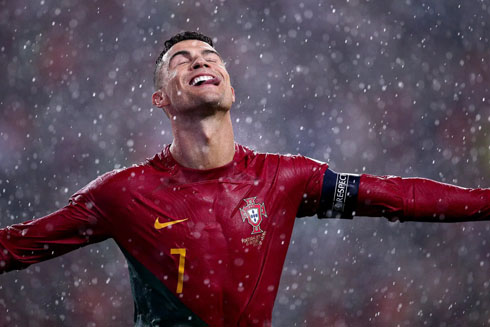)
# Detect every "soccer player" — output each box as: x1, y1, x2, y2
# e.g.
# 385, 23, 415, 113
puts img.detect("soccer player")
0, 31, 489, 326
